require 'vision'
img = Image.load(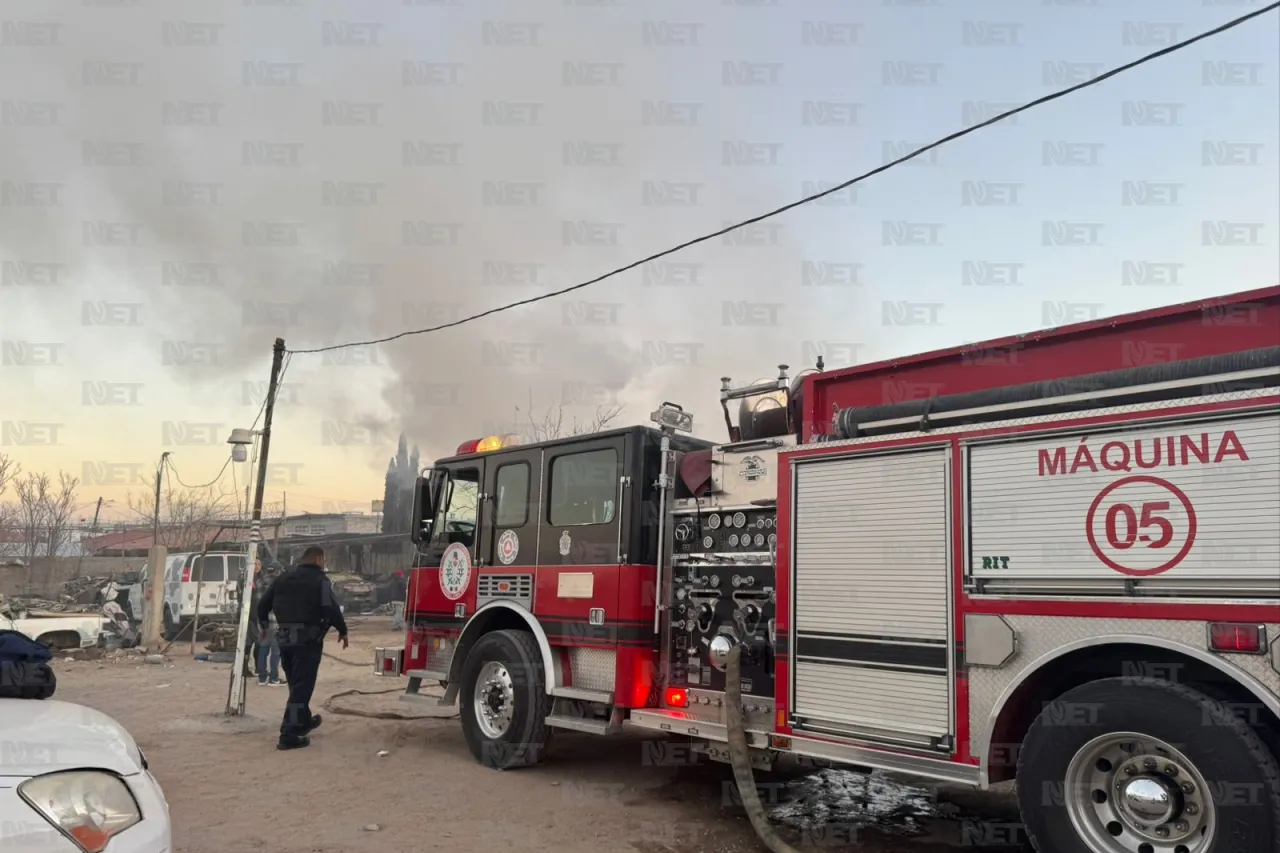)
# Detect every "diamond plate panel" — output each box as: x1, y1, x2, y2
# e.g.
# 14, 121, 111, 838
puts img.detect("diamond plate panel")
567, 648, 616, 693
426, 639, 455, 676
968, 615, 1280, 771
